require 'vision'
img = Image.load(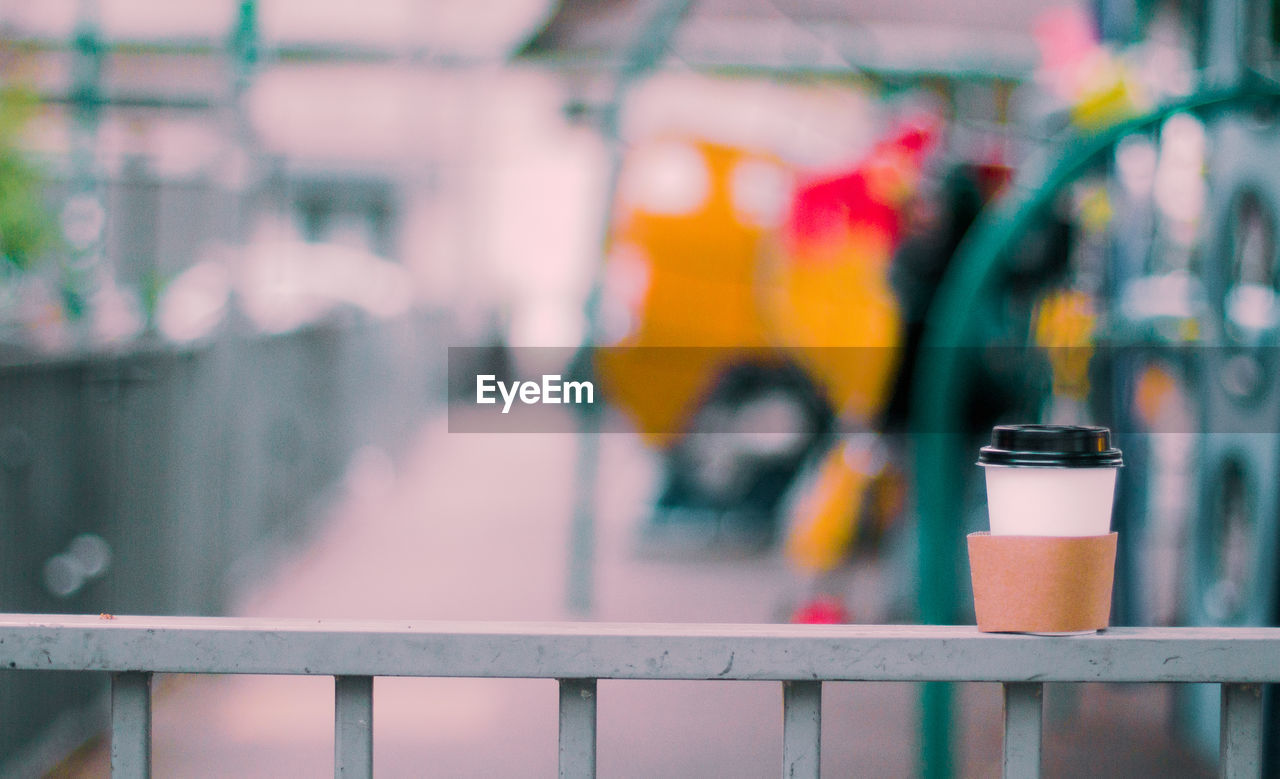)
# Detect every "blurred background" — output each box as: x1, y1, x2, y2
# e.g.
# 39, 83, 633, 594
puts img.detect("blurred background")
2, 0, 1278, 775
